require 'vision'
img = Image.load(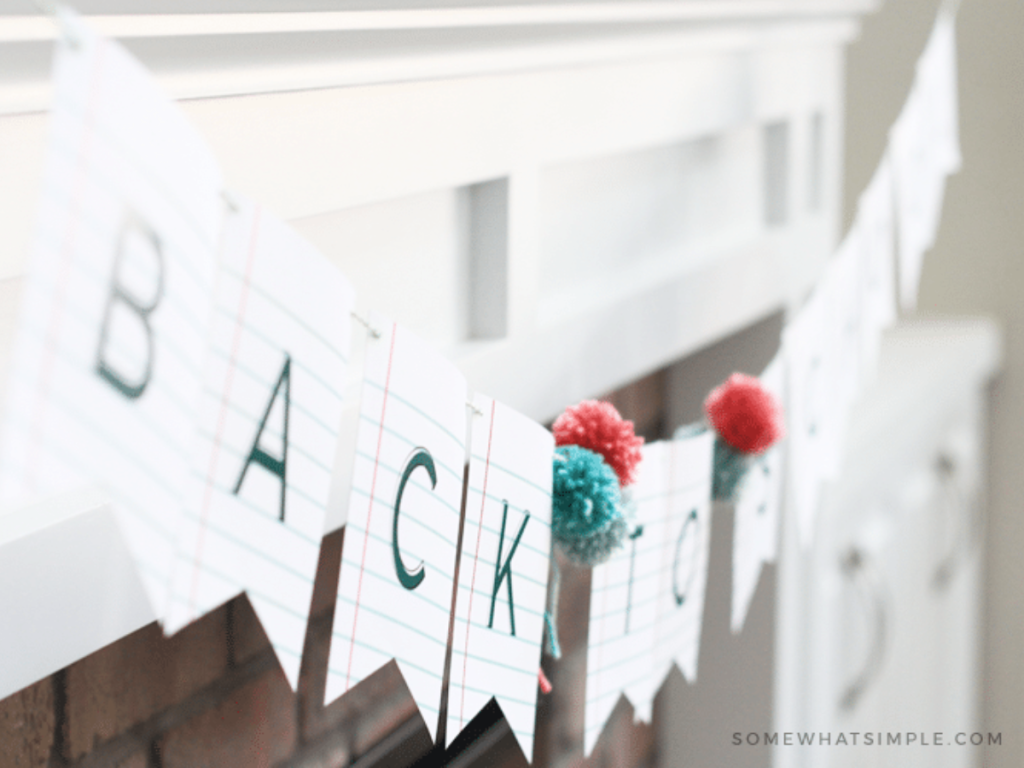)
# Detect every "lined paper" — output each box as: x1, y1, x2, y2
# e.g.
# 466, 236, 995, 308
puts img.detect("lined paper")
730, 357, 785, 634
856, 157, 898, 382
0, 12, 222, 620
326, 315, 467, 742
165, 197, 354, 688
446, 395, 552, 760
653, 430, 714, 685
583, 441, 670, 755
